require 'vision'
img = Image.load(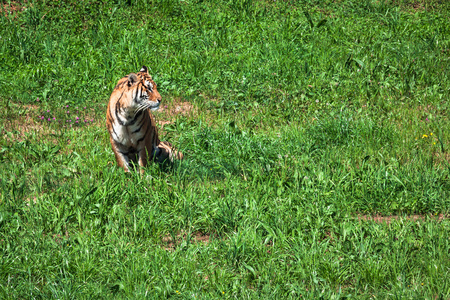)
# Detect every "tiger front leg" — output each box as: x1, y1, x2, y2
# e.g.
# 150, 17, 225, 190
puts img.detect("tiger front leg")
113, 150, 131, 173
110, 138, 132, 172
137, 148, 149, 175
